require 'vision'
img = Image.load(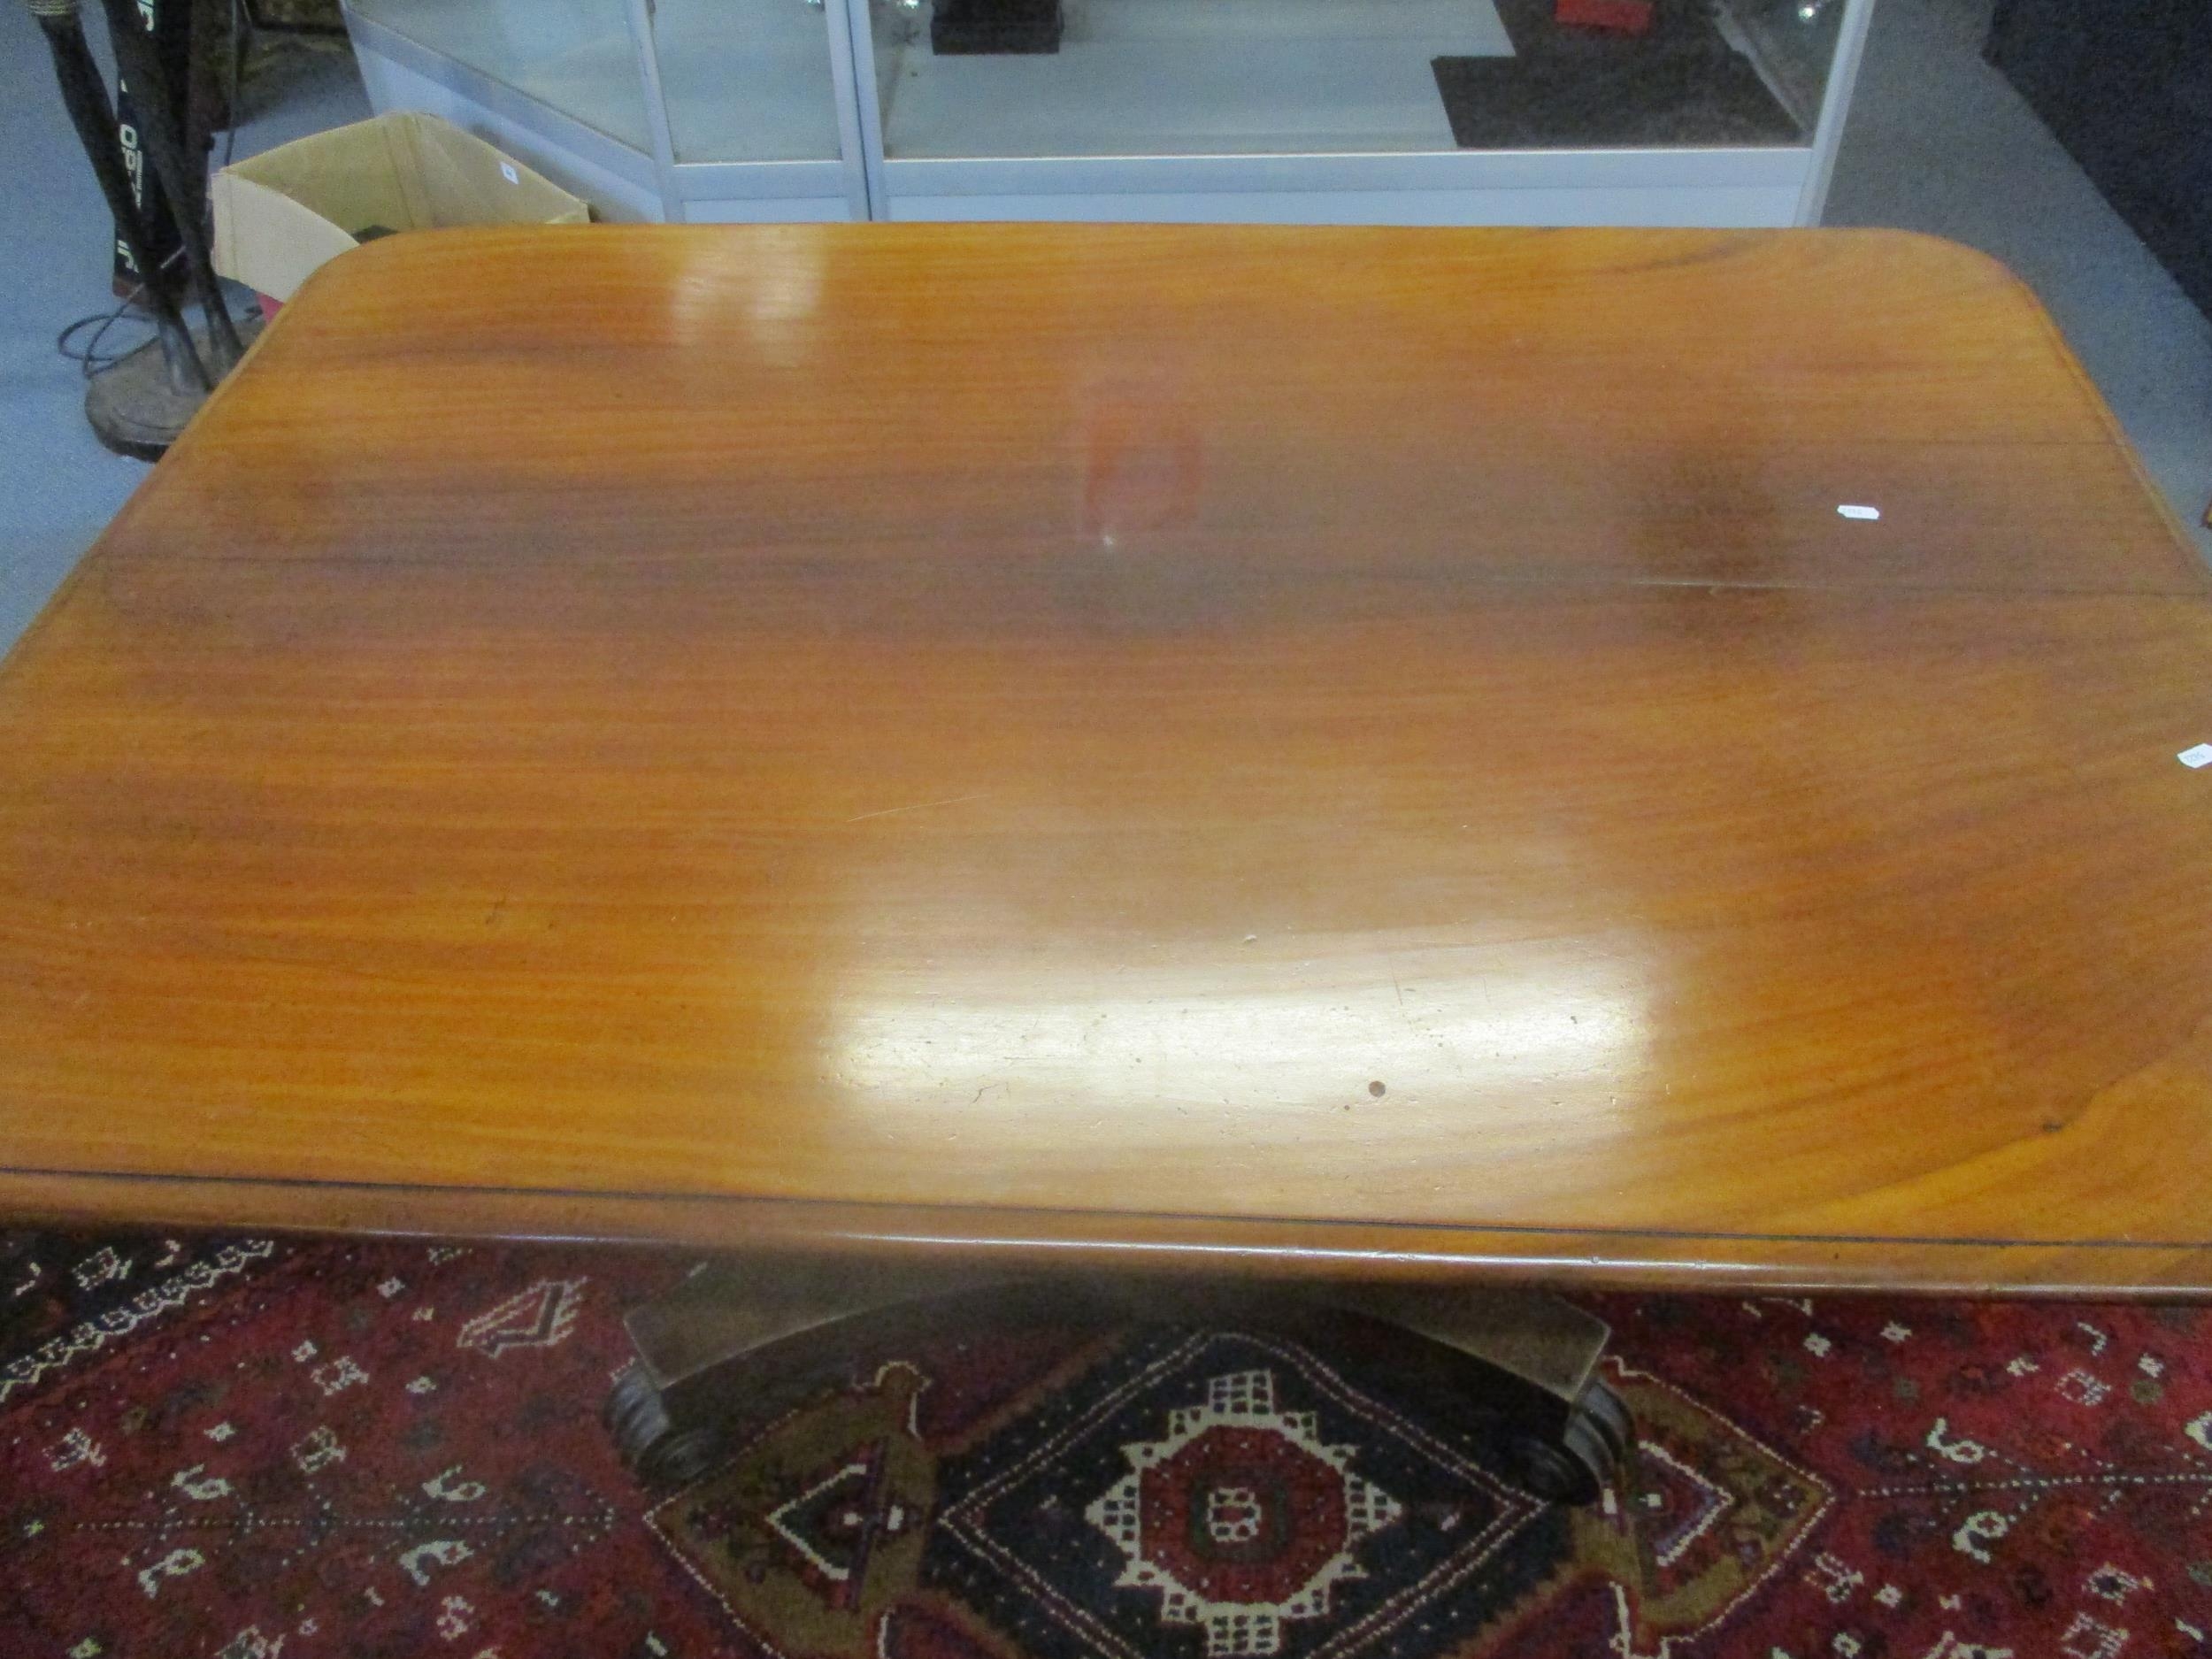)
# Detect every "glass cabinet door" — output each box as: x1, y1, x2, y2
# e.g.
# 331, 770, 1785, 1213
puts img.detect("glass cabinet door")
864, 0, 1853, 161
1718, 0, 1848, 132
348, 0, 656, 151
645, 0, 849, 162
